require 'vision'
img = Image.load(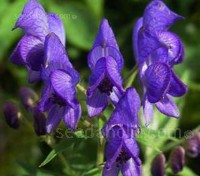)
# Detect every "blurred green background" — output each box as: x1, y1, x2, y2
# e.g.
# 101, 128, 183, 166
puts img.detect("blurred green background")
0, 0, 200, 175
